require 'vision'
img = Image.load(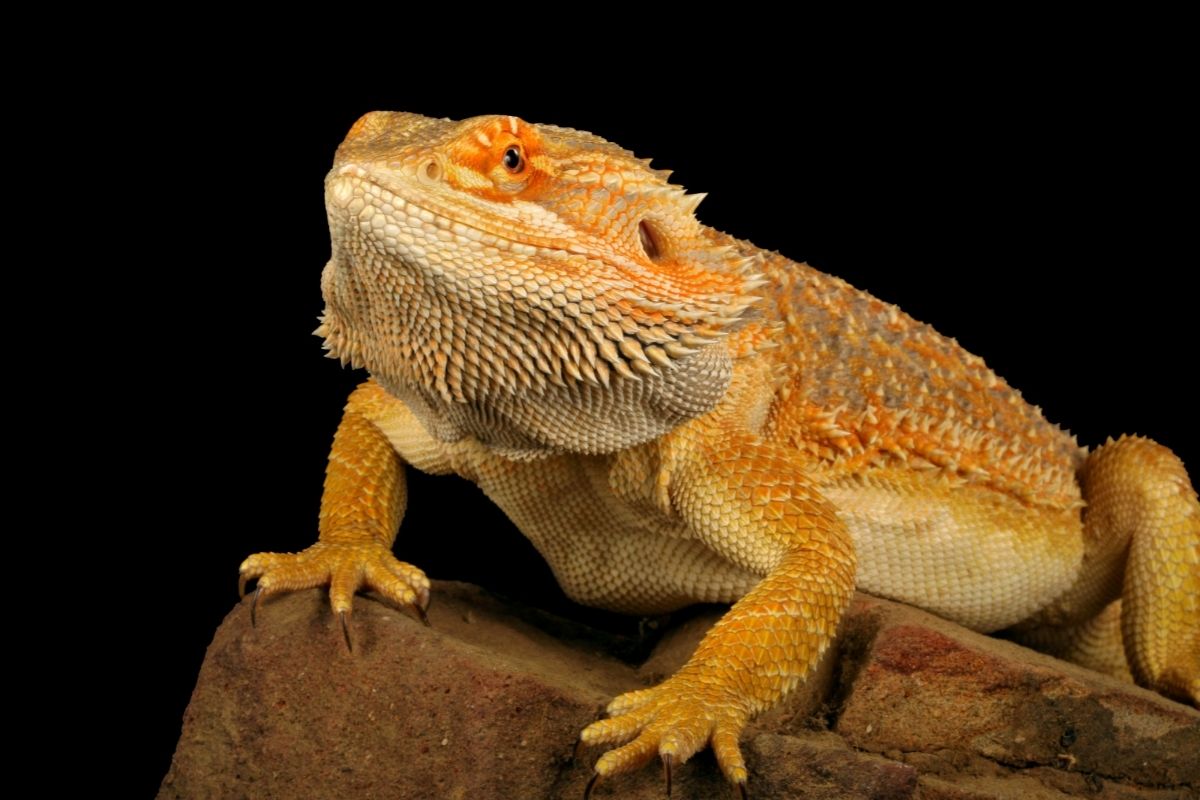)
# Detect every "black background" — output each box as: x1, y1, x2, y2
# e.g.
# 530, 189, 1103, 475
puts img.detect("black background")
137, 62, 1195, 795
